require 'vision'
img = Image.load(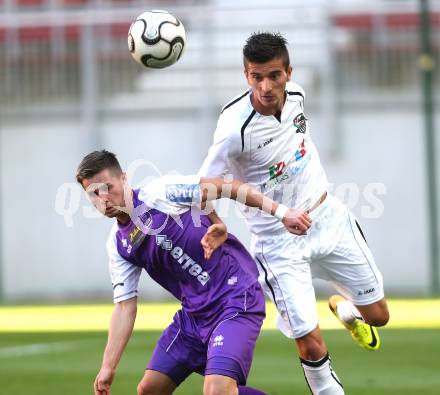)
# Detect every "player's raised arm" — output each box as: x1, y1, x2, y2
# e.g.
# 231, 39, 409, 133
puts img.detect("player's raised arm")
199, 177, 311, 235
94, 297, 137, 395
